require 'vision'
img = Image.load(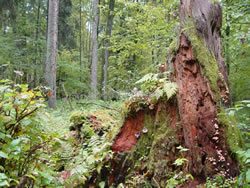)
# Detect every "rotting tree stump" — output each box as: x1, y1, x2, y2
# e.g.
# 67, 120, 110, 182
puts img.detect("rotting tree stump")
107, 0, 242, 187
